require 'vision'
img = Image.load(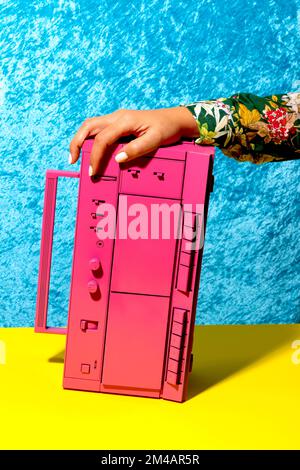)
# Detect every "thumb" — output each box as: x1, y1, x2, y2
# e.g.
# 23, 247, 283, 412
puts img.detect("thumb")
115, 131, 160, 163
